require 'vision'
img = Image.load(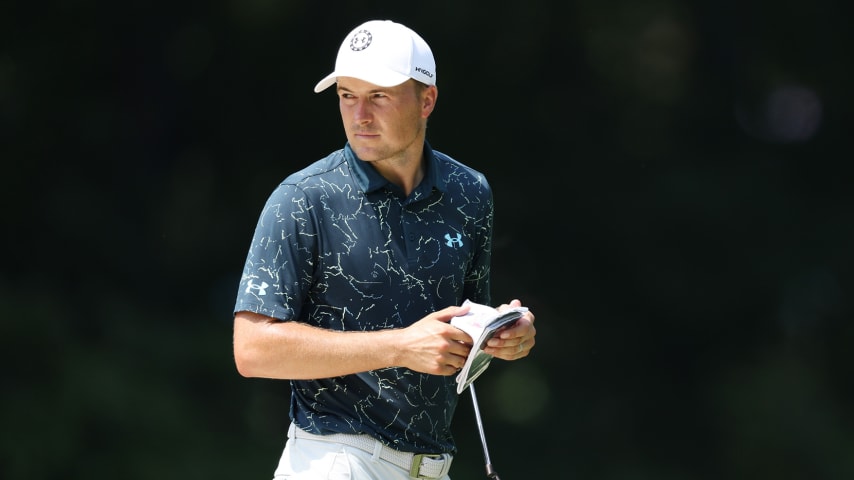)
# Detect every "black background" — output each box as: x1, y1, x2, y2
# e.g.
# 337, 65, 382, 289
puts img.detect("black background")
3, 1, 852, 478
